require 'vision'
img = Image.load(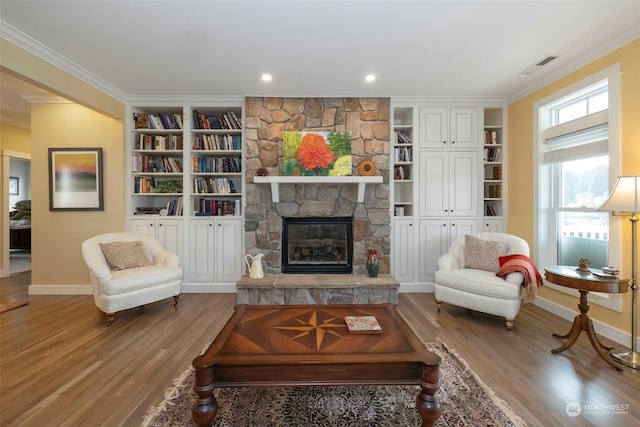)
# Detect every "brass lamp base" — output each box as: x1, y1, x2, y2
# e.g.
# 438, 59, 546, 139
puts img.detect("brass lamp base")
610, 350, 640, 370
